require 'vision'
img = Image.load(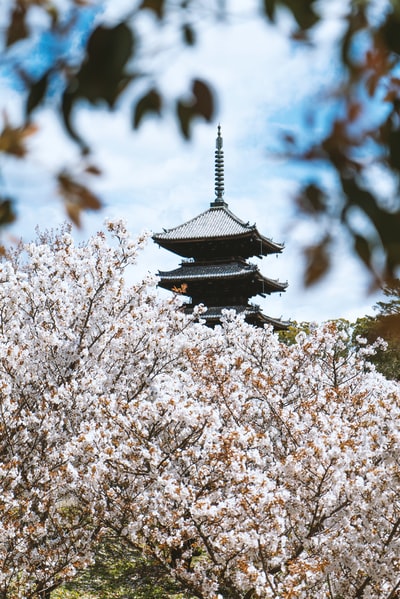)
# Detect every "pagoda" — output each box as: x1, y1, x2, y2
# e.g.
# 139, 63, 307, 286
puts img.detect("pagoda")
152, 126, 288, 329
